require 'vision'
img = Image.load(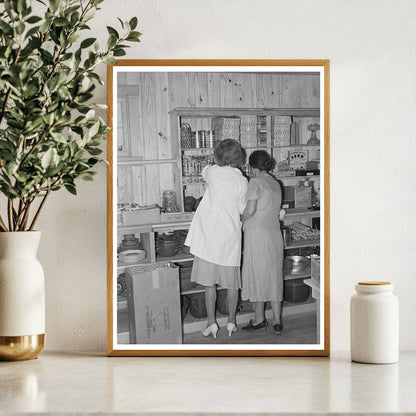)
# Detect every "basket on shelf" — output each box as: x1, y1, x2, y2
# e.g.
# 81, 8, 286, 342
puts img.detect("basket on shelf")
284, 280, 310, 303
188, 292, 207, 318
